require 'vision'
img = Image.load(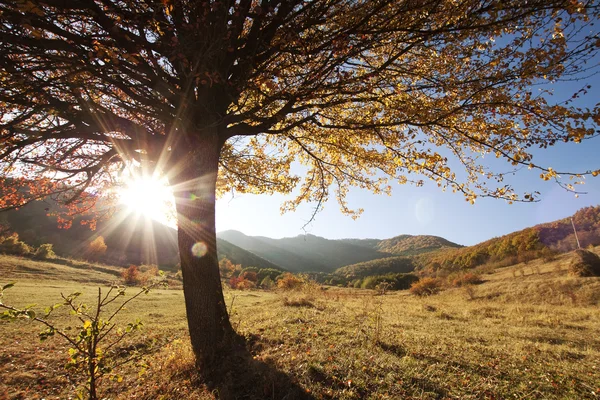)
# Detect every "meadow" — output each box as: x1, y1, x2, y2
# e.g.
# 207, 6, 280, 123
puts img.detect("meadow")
1, 249, 599, 400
